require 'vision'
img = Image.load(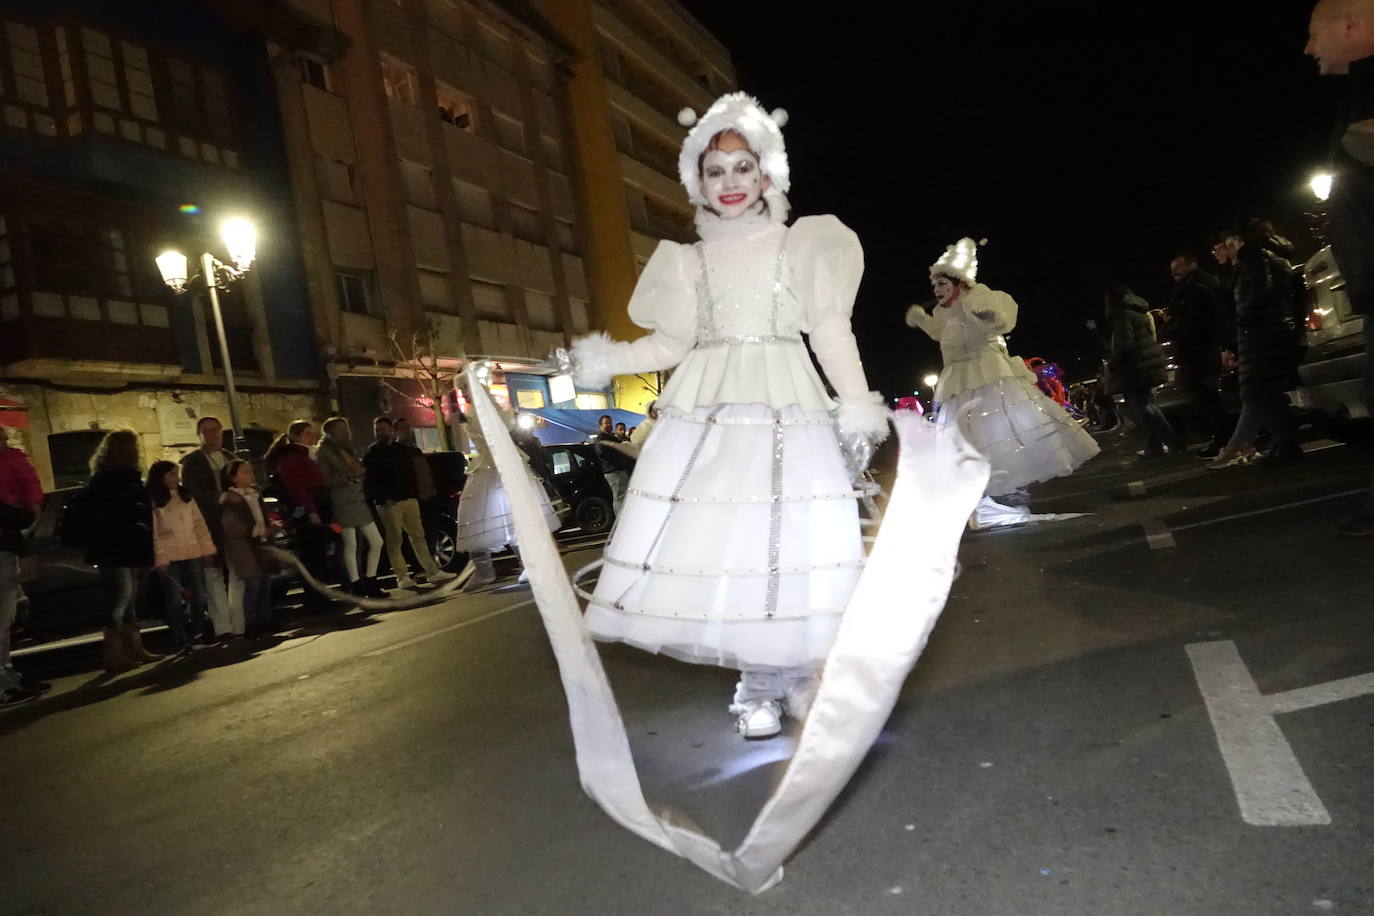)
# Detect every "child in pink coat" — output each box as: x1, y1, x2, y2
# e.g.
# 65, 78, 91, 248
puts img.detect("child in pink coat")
148, 460, 217, 650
